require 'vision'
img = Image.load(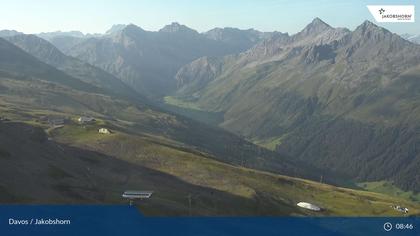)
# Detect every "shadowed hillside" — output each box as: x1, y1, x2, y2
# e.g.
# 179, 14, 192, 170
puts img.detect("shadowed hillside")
1, 121, 419, 216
